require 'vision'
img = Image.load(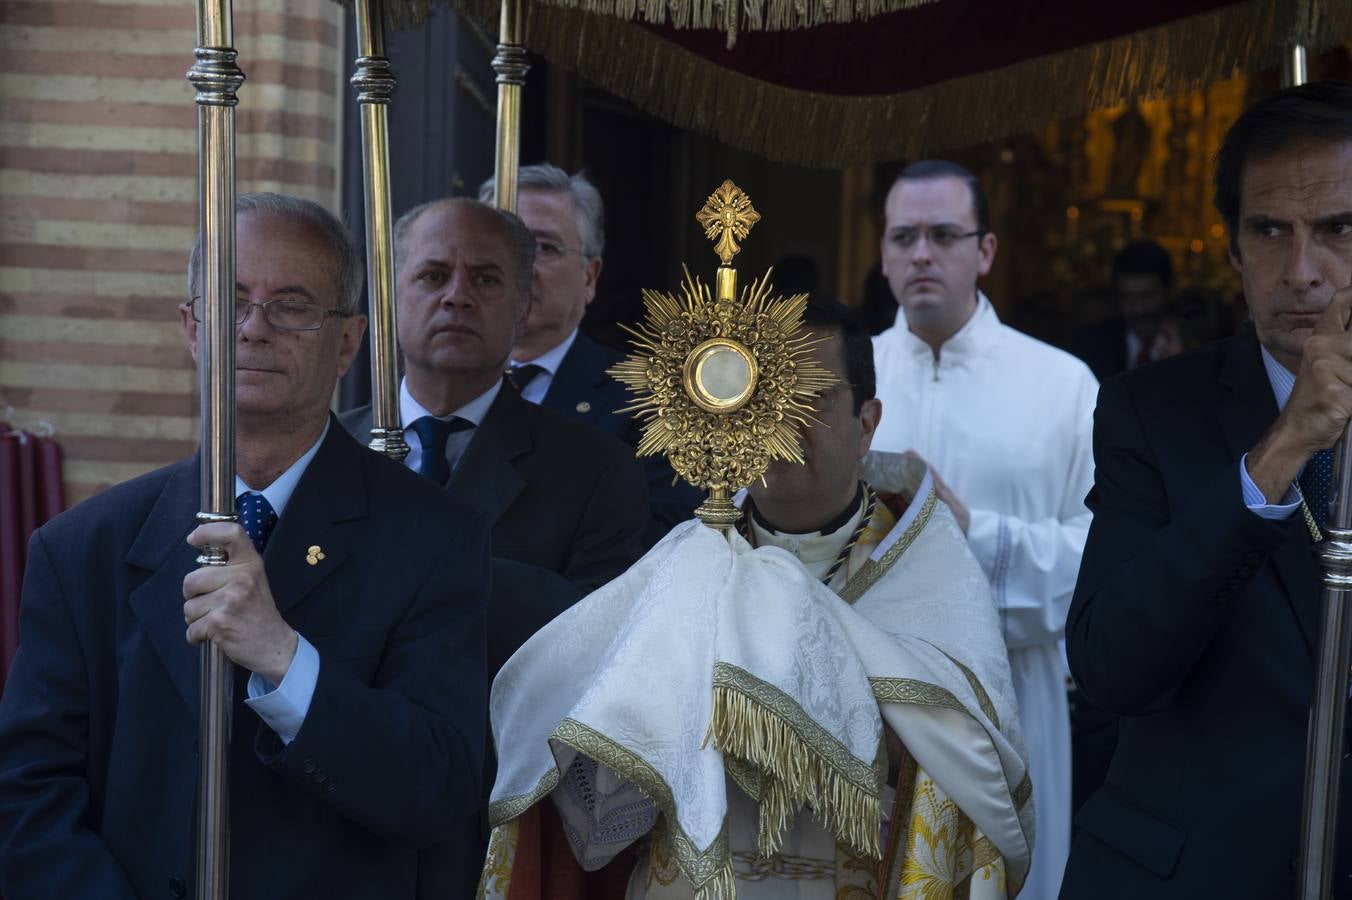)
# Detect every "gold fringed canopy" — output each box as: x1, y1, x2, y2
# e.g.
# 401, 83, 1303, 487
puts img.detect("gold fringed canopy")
337, 0, 1352, 166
